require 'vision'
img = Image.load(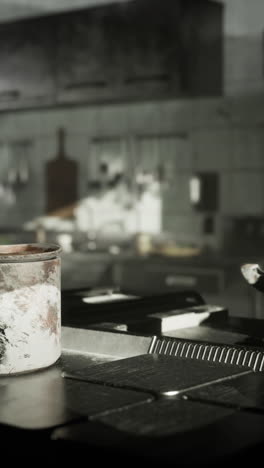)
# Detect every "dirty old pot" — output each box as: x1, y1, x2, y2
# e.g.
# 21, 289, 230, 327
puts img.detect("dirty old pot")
0, 243, 61, 375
